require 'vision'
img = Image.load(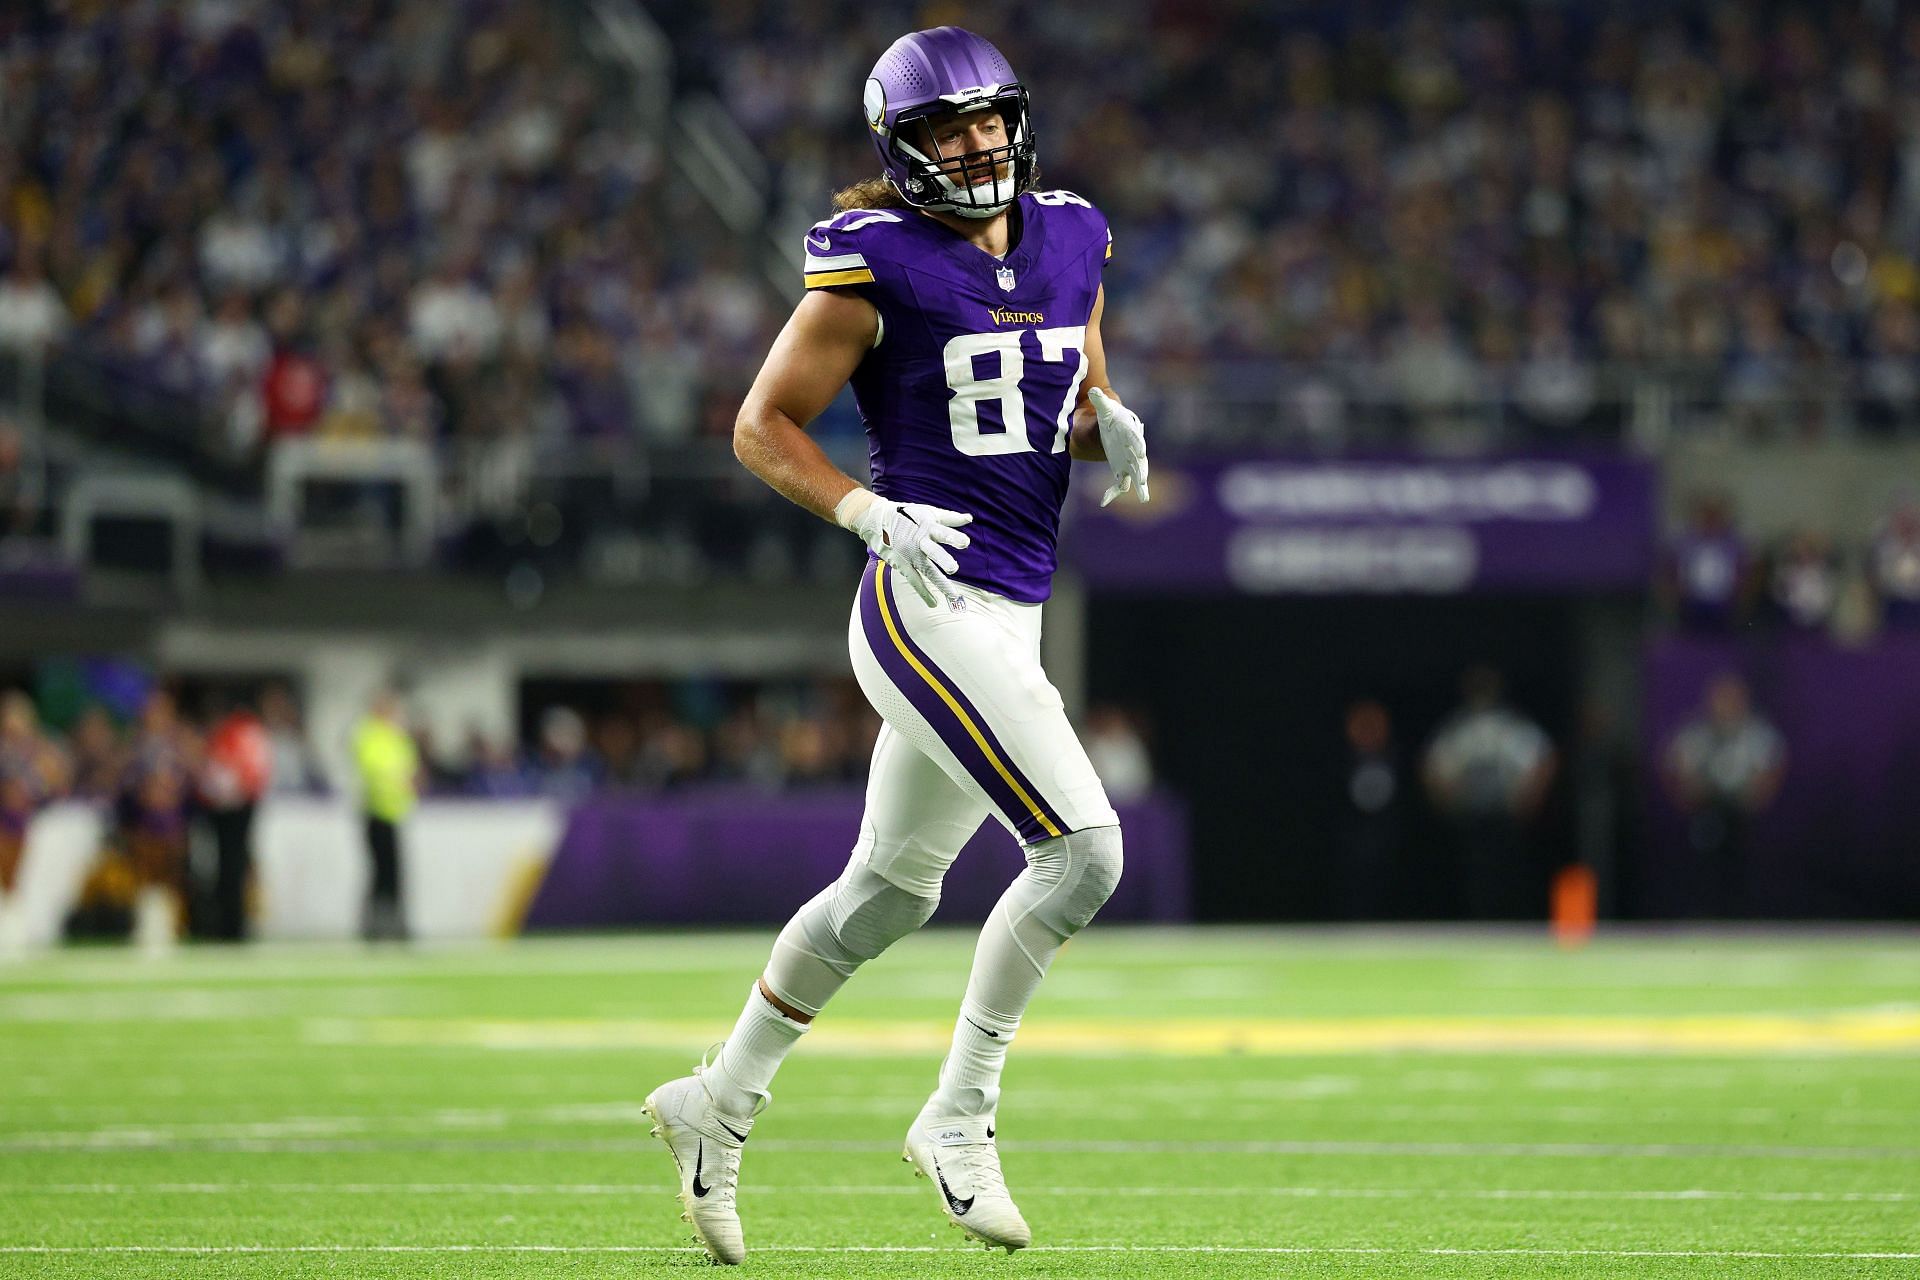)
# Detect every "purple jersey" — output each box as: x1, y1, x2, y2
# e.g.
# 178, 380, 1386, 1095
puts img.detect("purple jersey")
804, 190, 1113, 603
